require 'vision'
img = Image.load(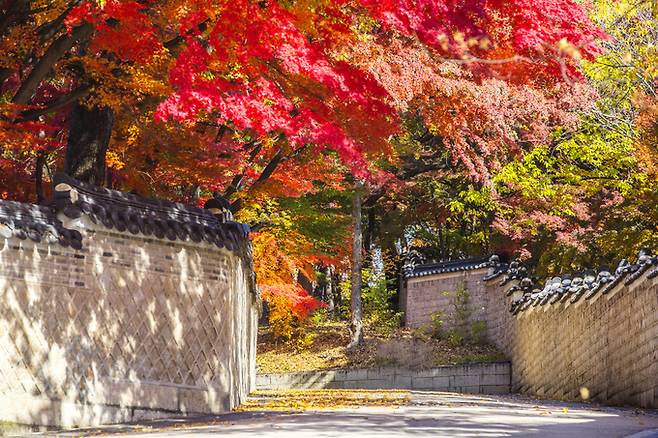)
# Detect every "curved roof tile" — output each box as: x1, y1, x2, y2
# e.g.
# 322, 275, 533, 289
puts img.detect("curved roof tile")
0, 200, 83, 249
0, 174, 249, 252
404, 256, 490, 278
